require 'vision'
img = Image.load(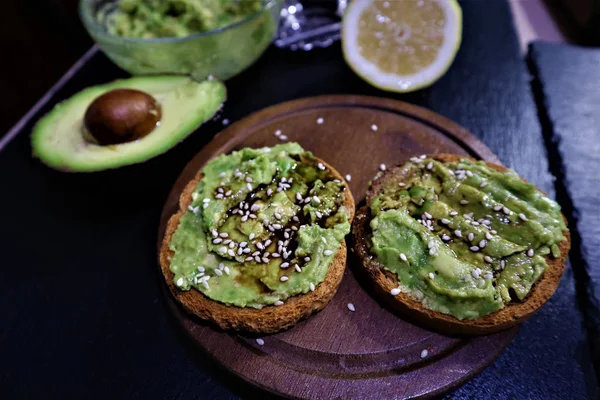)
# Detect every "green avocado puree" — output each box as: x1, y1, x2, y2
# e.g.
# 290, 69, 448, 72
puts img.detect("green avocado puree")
100, 0, 263, 38
168, 143, 350, 308
369, 157, 567, 320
